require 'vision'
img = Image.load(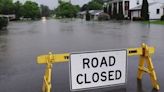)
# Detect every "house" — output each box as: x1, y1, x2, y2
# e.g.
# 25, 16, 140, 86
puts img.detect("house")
130, 2, 164, 19
105, 0, 164, 19
105, 0, 130, 18
0, 14, 16, 21
89, 10, 104, 20
77, 10, 103, 20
